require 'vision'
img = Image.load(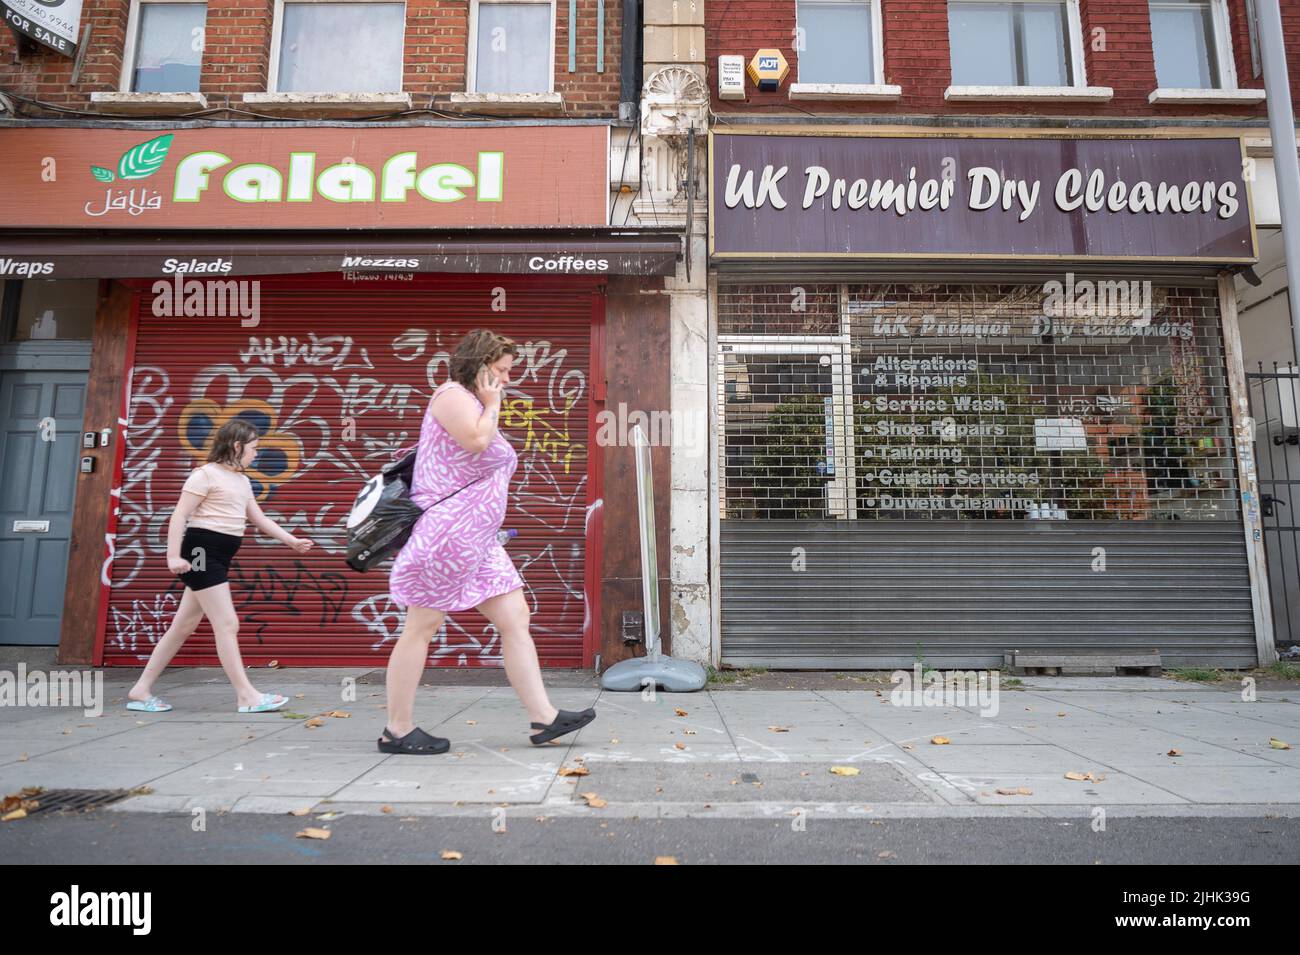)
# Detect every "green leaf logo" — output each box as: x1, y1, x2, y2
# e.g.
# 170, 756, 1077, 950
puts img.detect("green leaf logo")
116, 133, 174, 180
90, 165, 115, 183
